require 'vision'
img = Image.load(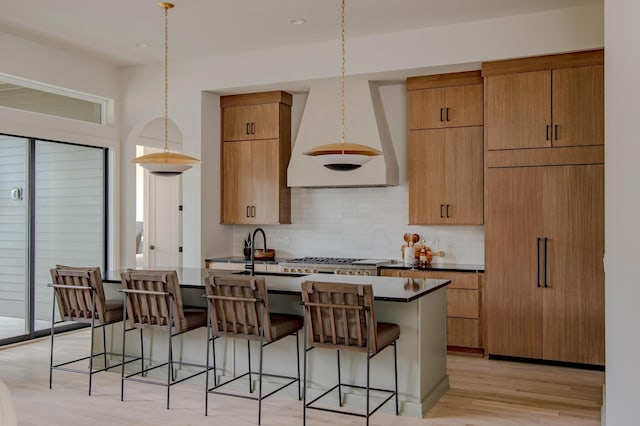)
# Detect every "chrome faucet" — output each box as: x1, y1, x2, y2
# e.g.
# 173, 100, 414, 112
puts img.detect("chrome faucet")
246, 227, 266, 276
